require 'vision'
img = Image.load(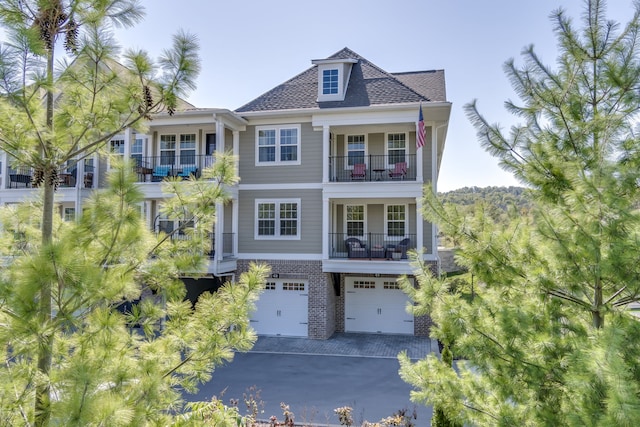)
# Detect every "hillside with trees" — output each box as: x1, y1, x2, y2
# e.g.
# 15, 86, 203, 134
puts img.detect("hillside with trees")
436, 186, 531, 247
438, 186, 530, 212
